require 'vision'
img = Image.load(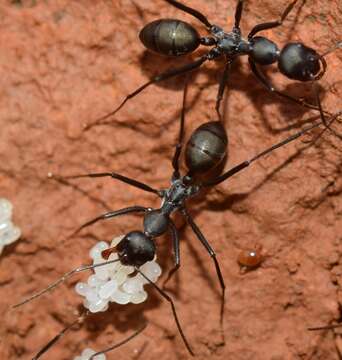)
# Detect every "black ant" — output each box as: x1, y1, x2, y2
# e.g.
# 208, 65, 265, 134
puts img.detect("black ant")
86, 0, 340, 129
14, 79, 341, 358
